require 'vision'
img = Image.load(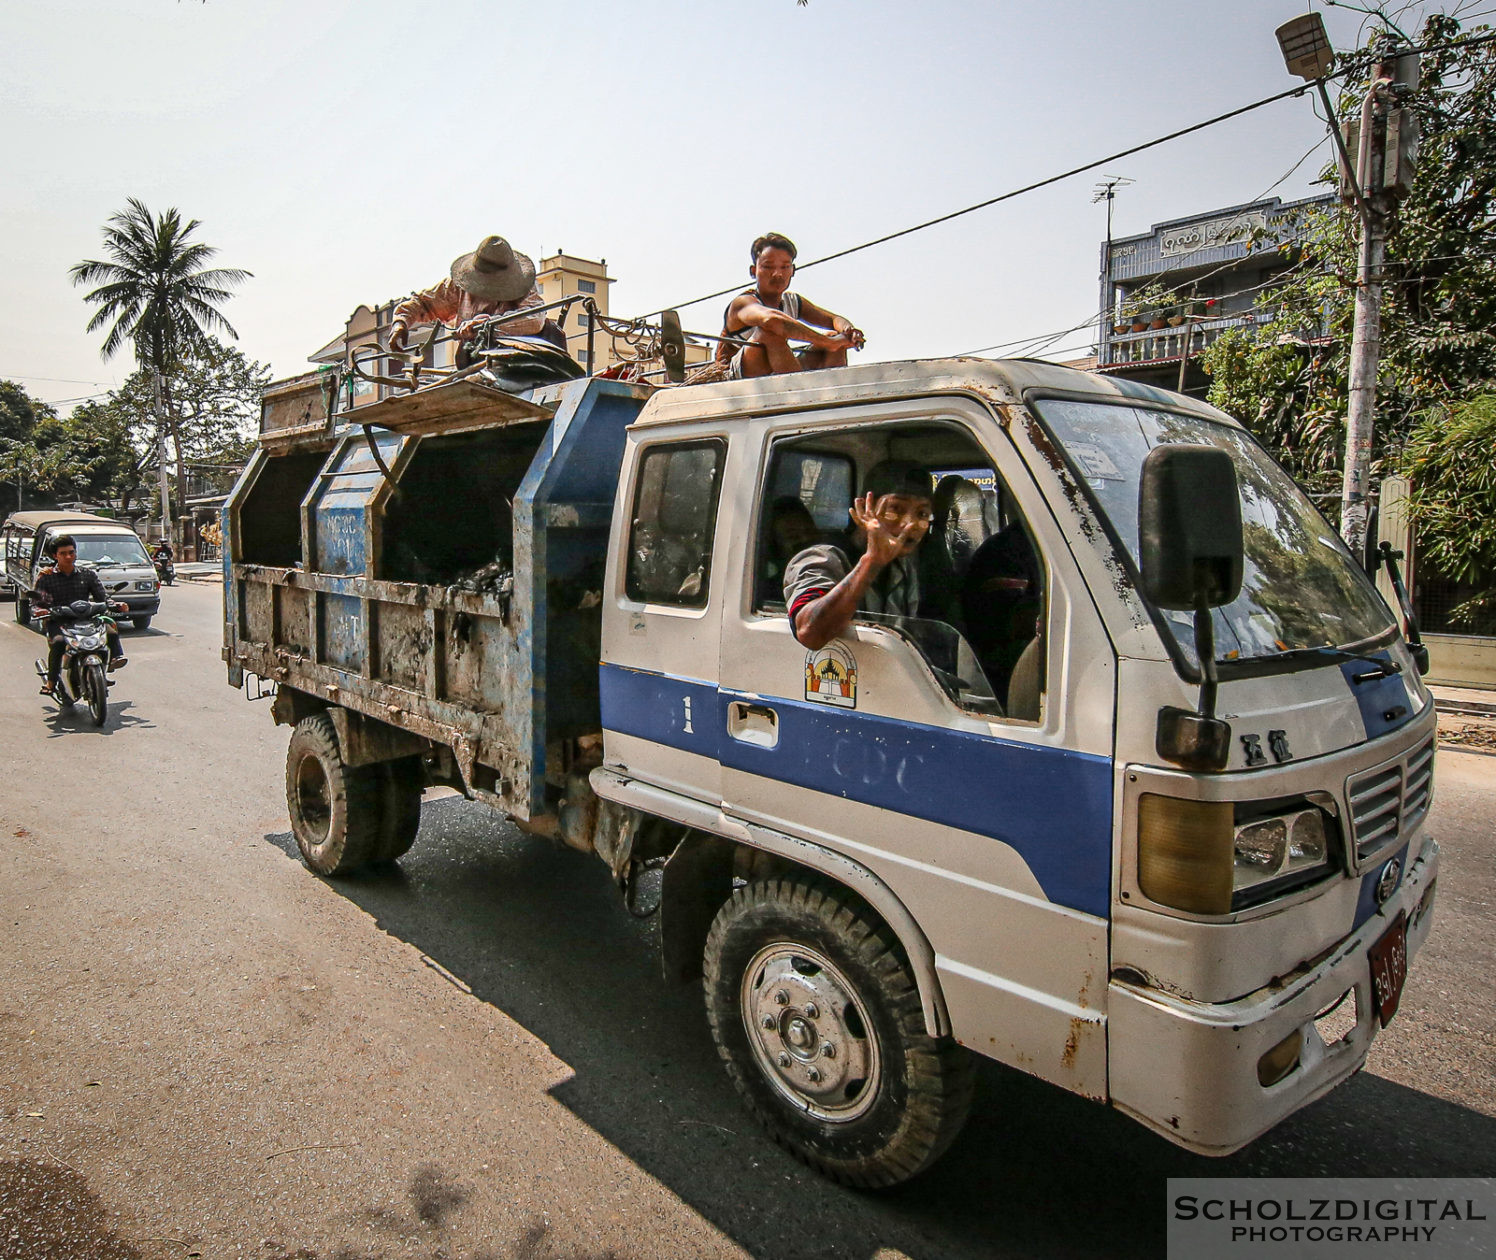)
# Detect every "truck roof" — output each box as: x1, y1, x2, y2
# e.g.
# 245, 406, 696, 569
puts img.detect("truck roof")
630, 356, 1241, 431
1, 510, 133, 532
